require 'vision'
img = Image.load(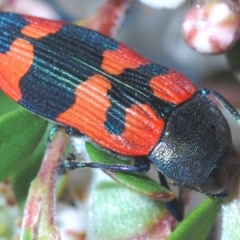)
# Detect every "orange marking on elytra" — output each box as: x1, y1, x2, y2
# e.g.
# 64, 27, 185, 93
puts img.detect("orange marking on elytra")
56, 74, 112, 144
0, 38, 34, 101
116, 103, 165, 155
150, 70, 197, 104
21, 16, 63, 39
101, 43, 149, 75
57, 74, 164, 156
